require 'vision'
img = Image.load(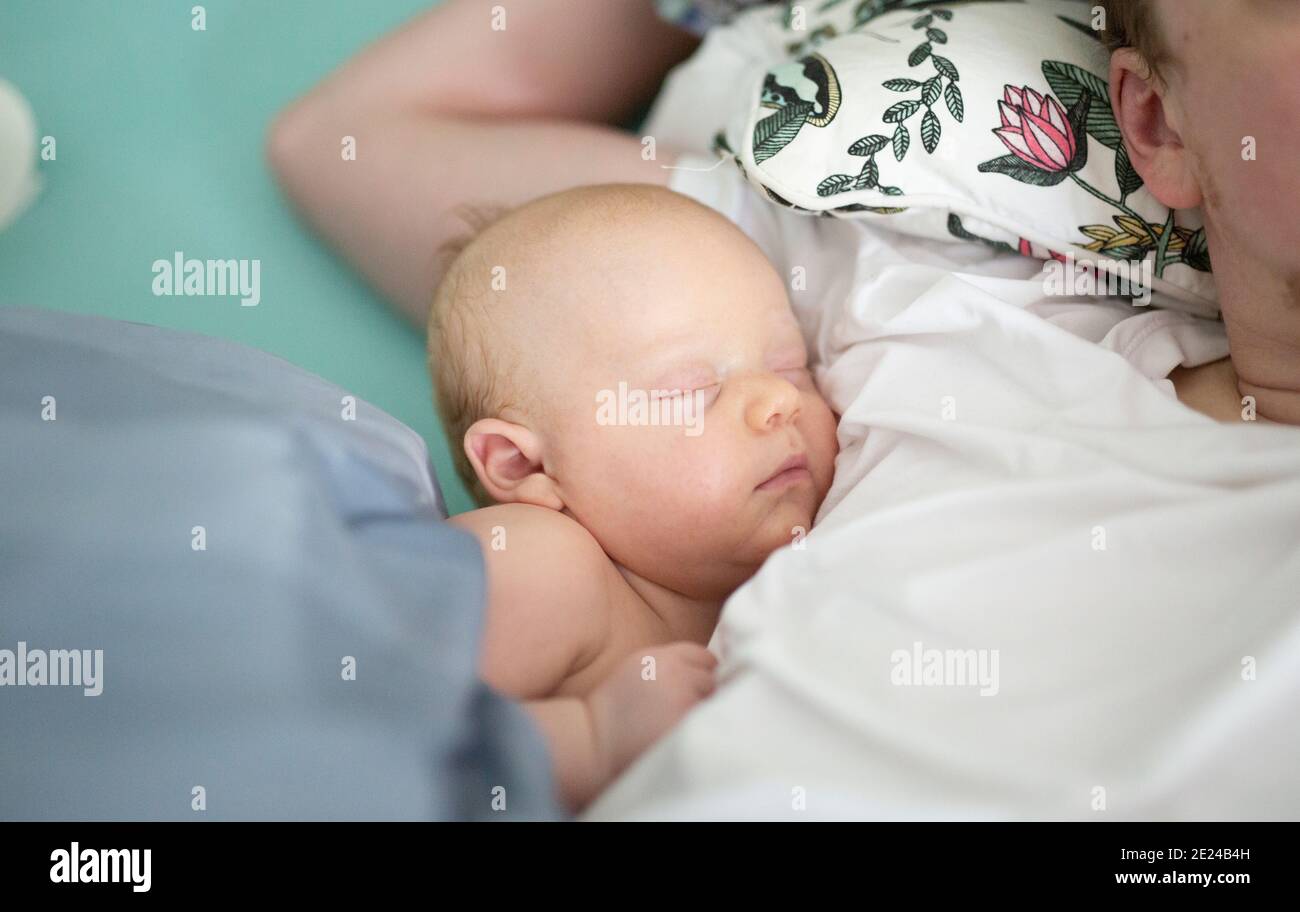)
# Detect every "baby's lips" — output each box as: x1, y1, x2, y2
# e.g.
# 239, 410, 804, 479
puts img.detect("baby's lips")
756, 452, 811, 490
